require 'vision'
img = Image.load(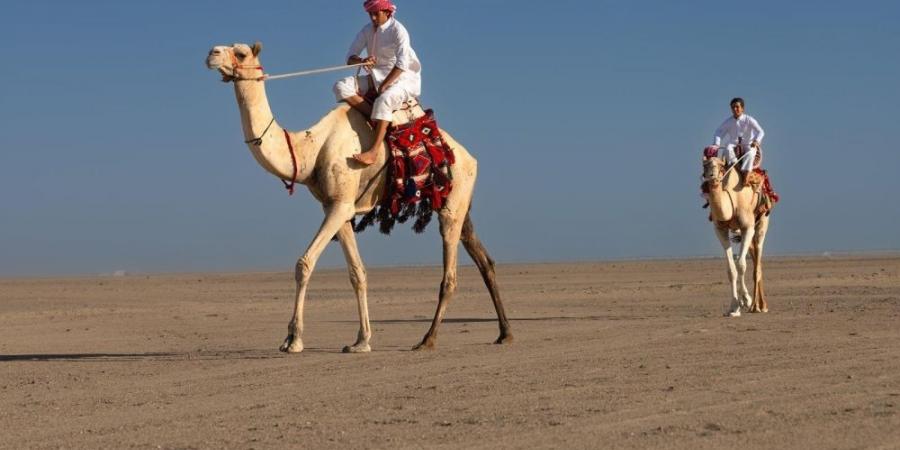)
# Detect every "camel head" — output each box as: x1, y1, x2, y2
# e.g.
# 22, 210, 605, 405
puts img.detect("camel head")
206, 42, 264, 82
702, 156, 726, 187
